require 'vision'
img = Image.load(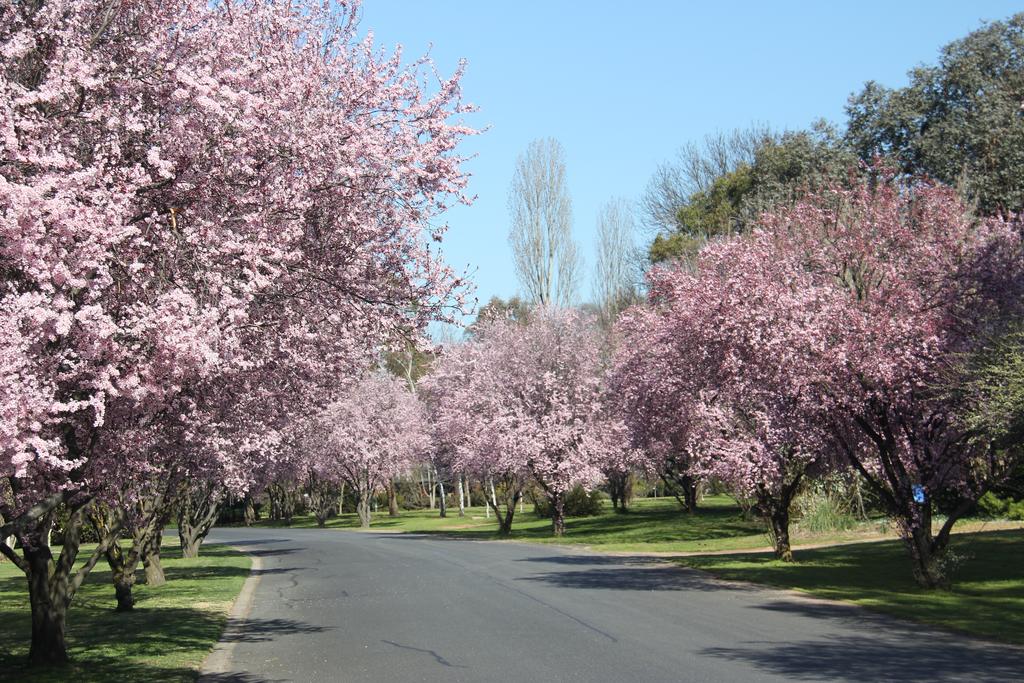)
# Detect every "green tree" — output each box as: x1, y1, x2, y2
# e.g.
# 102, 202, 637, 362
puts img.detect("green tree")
466, 296, 531, 337
648, 123, 854, 263
845, 13, 1024, 215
